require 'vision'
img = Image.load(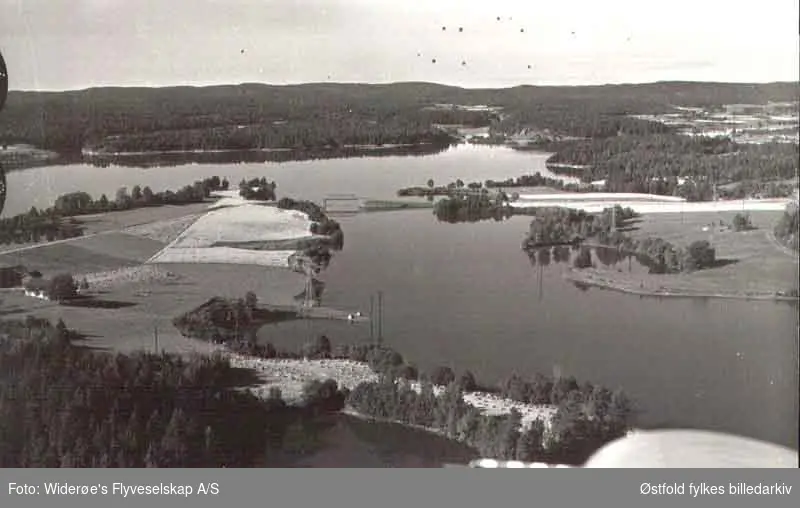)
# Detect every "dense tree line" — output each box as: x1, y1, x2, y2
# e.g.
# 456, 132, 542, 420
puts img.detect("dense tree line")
522, 206, 636, 248
85, 120, 455, 154
83, 144, 451, 170
590, 232, 717, 274
277, 197, 344, 249
346, 371, 632, 465
433, 191, 512, 223
239, 177, 276, 201
173, 294, 299, 344
0, 176, 227, 246
399, 173, 601, 199
2, 82, 794, 153
0, 317, 348, 467
546, 135, 799, 200
520, 206, 718, 274
774, 203, 799, 251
